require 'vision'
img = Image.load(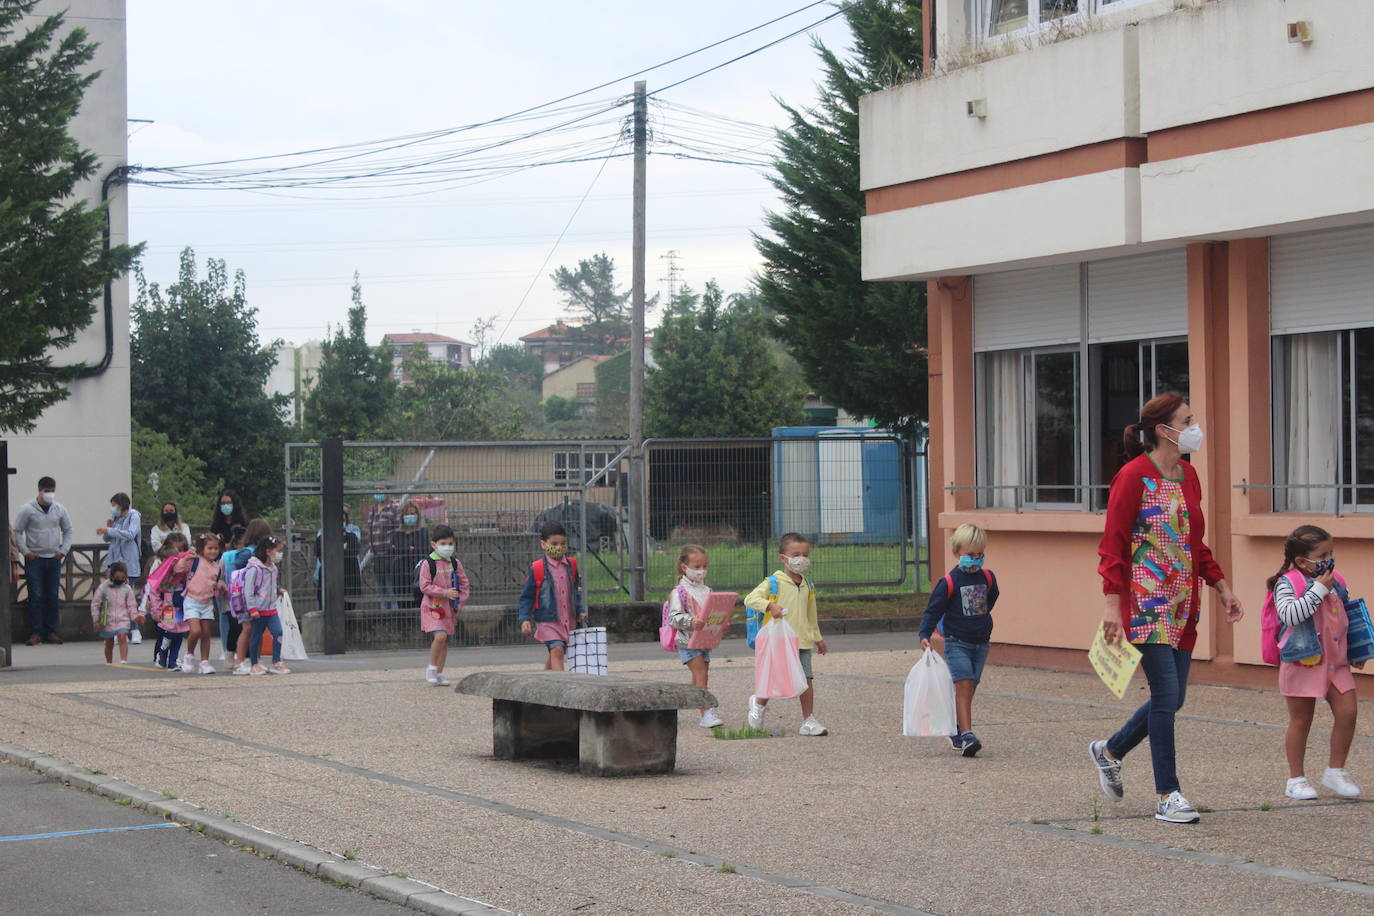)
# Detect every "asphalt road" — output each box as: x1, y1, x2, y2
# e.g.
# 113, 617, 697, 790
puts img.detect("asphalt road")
0, 760, 408, 916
